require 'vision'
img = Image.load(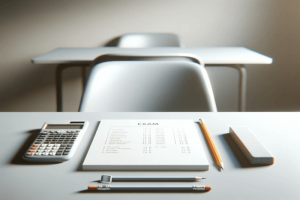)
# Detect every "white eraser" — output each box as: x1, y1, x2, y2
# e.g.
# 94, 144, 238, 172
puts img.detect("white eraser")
229, 127, 274, 165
